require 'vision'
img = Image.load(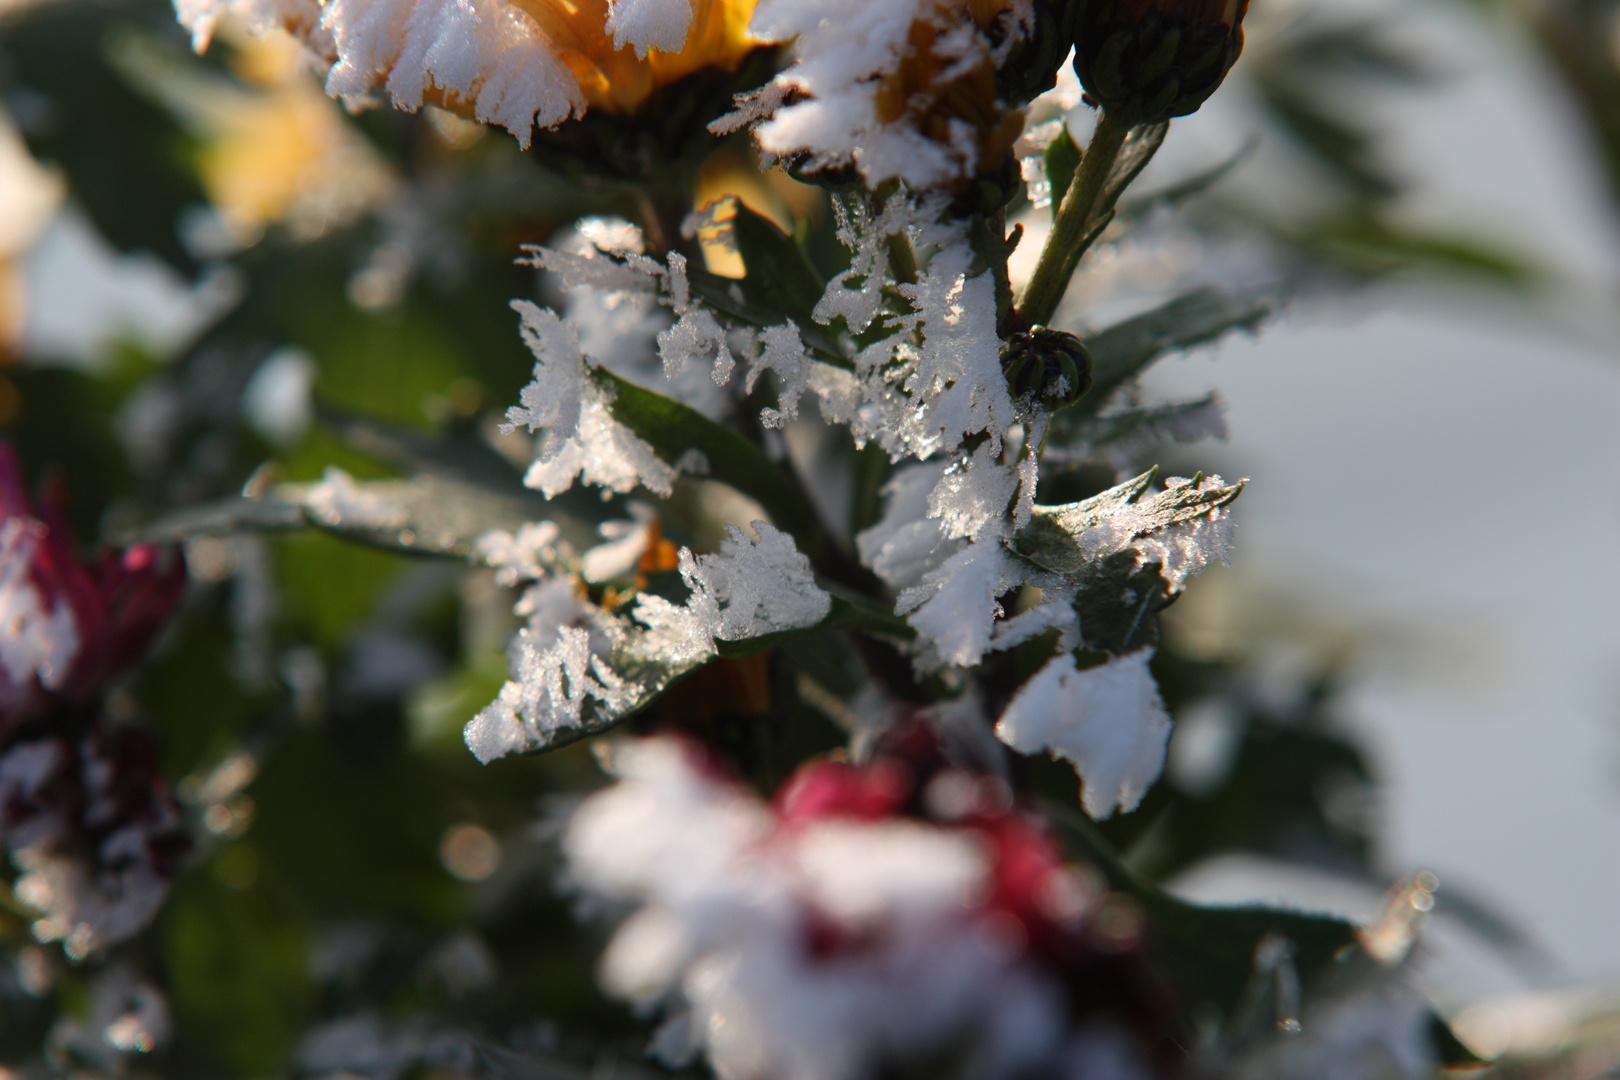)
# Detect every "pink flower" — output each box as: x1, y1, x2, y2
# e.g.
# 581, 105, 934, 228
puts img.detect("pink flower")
0, 445, 185, 734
